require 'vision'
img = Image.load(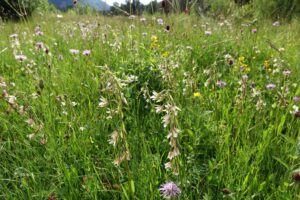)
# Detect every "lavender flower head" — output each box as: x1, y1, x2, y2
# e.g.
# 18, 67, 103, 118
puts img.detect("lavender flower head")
157, 18, 164, 25
282, 69, 291, 76
266, 83, 276, 90
251, 28, 257, 33
69, 49, 79, 55
293, 96, 300, 103
35, 31, 44, 36
159, 182, 181, 199
205, 31, 212, 35
15, 55, 27, 61
82, 50, 91, 56
216, 80, 227, 88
